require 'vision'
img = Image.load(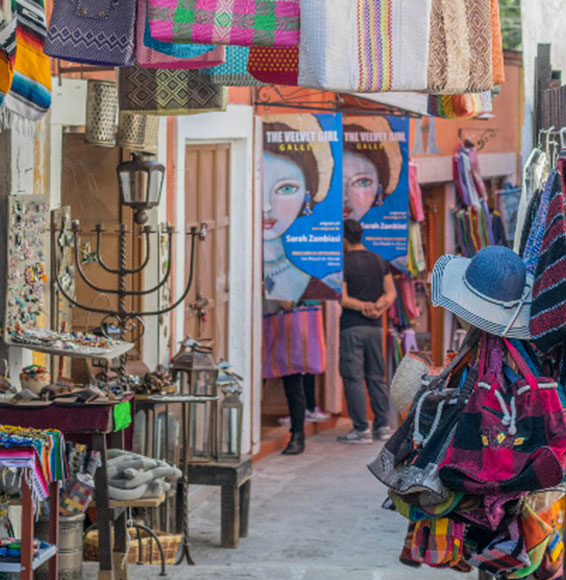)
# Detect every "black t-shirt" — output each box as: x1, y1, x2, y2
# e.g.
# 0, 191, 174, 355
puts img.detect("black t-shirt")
341, 250, 391, 330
